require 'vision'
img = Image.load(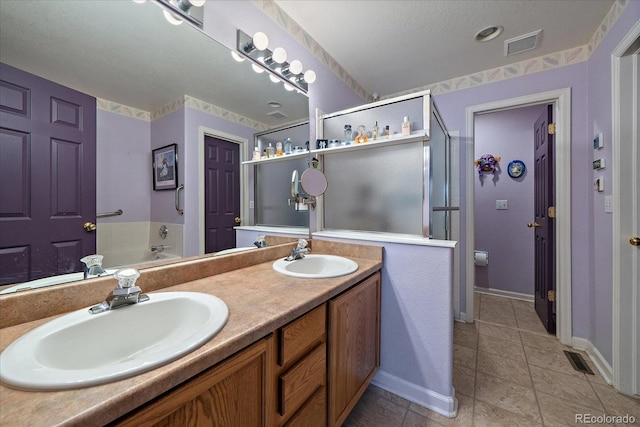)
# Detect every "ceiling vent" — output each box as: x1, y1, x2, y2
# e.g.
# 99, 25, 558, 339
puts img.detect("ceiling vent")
267, 110, 288, 119
504, 29, 542, 56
